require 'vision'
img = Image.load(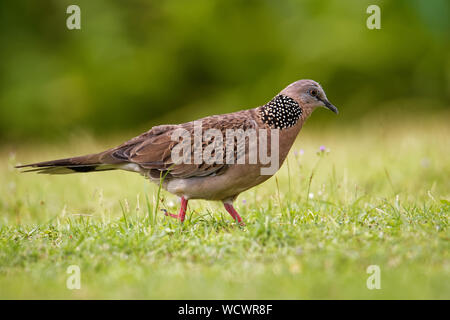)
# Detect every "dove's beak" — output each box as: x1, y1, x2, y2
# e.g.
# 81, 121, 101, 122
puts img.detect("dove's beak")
321, 98, 339, 114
